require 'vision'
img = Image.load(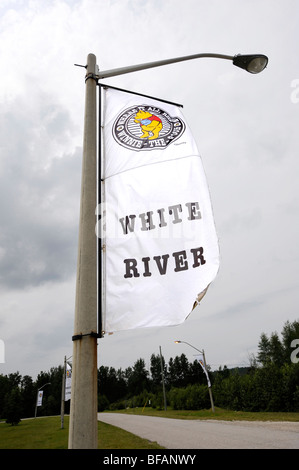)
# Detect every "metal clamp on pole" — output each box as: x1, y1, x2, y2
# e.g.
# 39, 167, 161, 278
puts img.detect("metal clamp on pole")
72, 332, 101, 341
72, 334, 83, 341
85, 72, 99, 83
